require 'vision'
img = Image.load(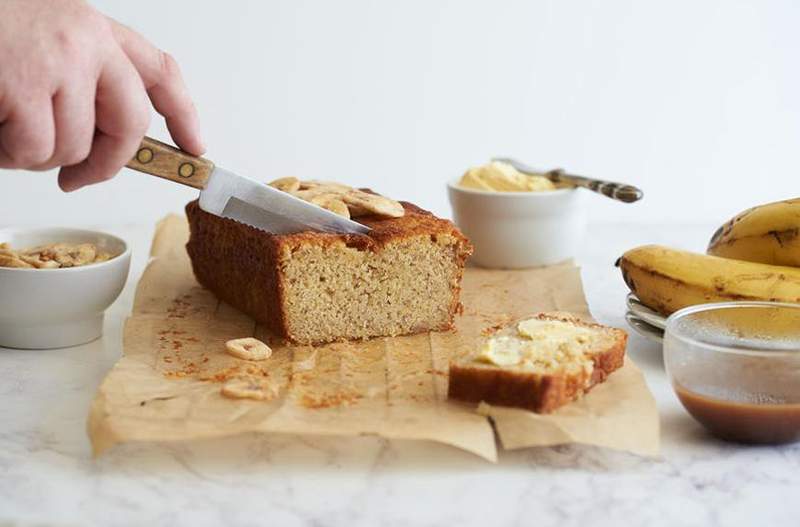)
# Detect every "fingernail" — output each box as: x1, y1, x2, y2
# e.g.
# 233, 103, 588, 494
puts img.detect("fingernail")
59, 179, 81, 193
